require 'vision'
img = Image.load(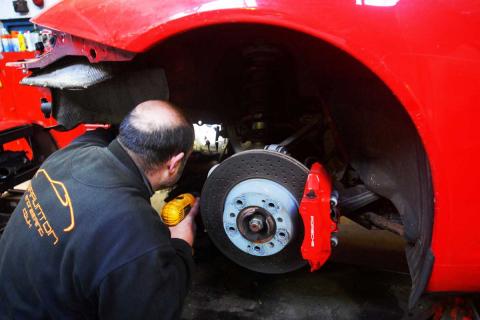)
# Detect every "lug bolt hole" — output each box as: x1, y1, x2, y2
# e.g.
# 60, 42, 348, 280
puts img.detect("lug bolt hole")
277, 217, 283, 222
268, 242, 274, 248
230, 213, 235, 218
254, 246, 261, 252
228, 227, 235, 231
236, 200, 243, 206
268, 203, 275, 208
279, 232, 286, 238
